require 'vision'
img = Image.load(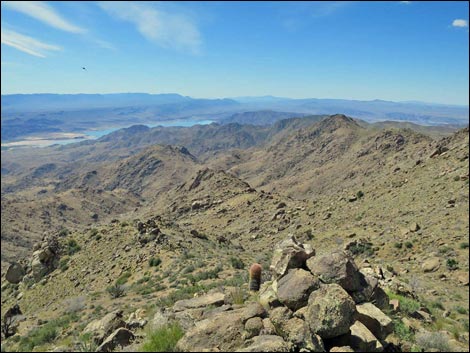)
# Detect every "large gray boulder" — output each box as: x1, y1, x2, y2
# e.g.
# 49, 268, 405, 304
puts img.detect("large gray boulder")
281, 317, 325, 352
96, 328, 134, 352
305, 284, 356, 339
270, 235, 314, 278
82, 310, 126, 344
6, 262, 25, 284
334, 321, 383, 352
277, 269, 319, 311
239, 335, 292, 352
176, 303, 265, 352
306, 250, 362, 292
355, 302, 393, 340
173, 292, 225, 312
